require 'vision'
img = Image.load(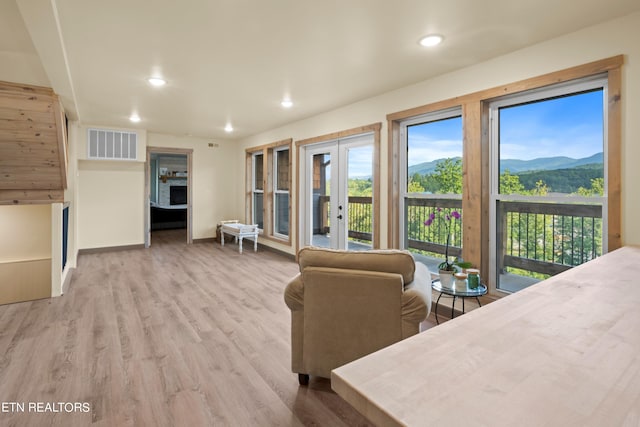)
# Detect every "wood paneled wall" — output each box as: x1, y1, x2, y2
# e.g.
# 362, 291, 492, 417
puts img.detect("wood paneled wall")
0, 80, 67, 204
